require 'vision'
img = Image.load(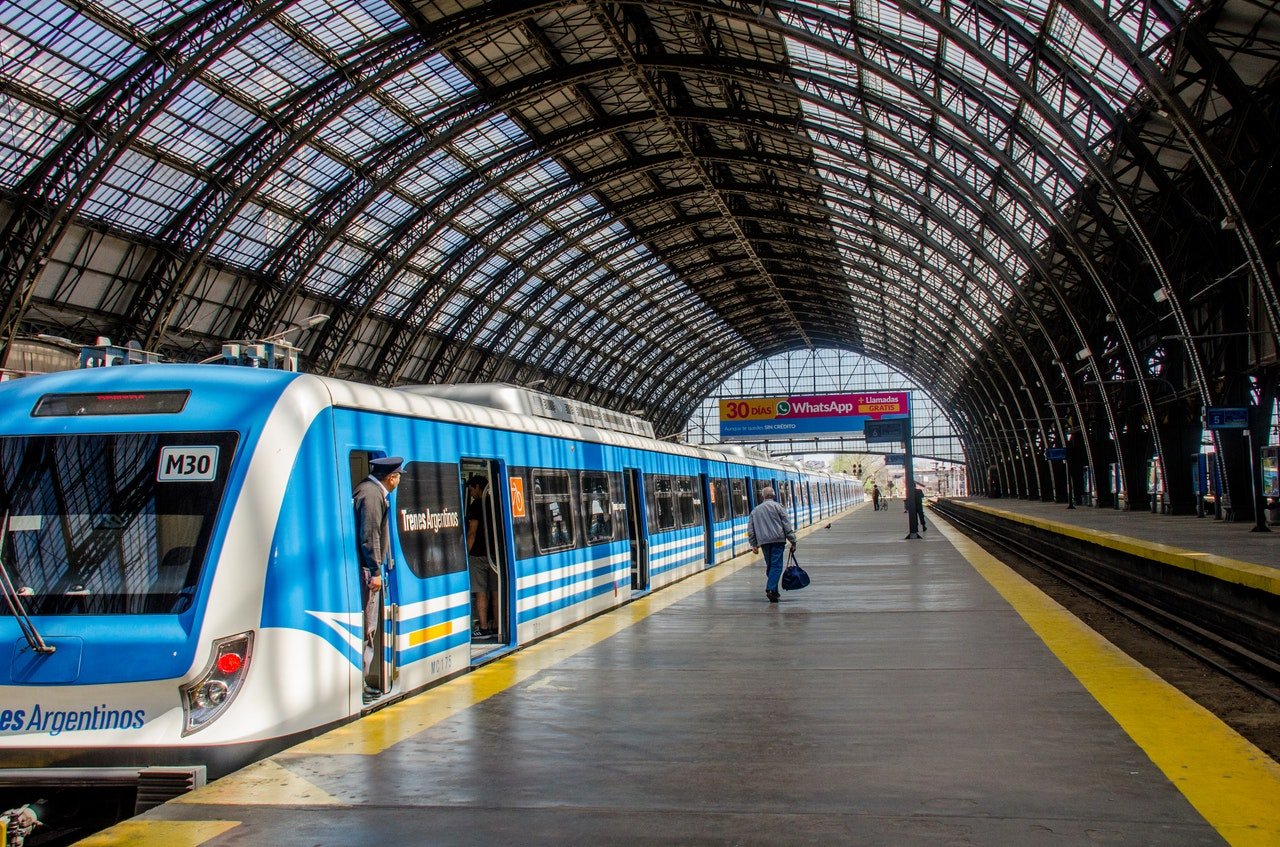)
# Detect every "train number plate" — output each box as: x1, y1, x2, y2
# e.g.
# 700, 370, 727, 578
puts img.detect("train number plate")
158, 446, 220, 481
